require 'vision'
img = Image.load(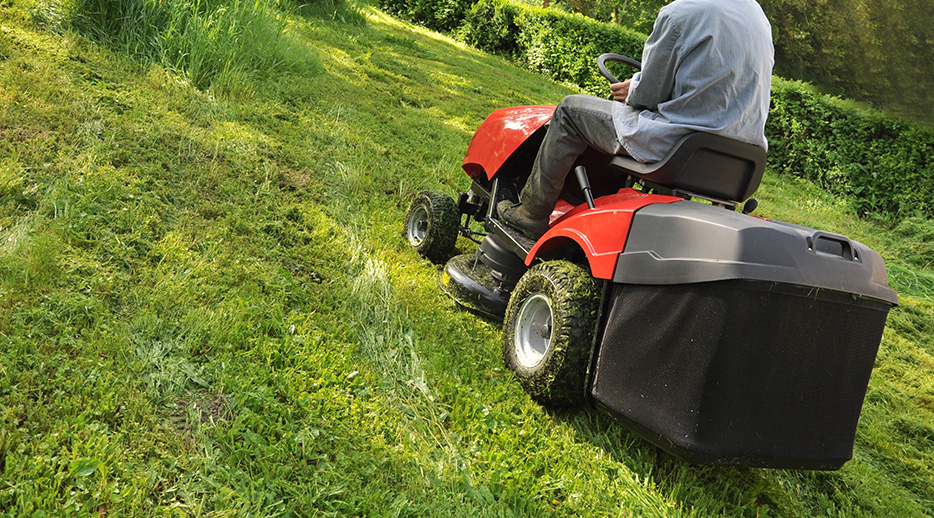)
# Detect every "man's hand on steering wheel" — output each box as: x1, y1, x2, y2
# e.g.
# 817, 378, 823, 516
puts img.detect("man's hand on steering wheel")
610, 80, 632, 103
597, 53, 641, 103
